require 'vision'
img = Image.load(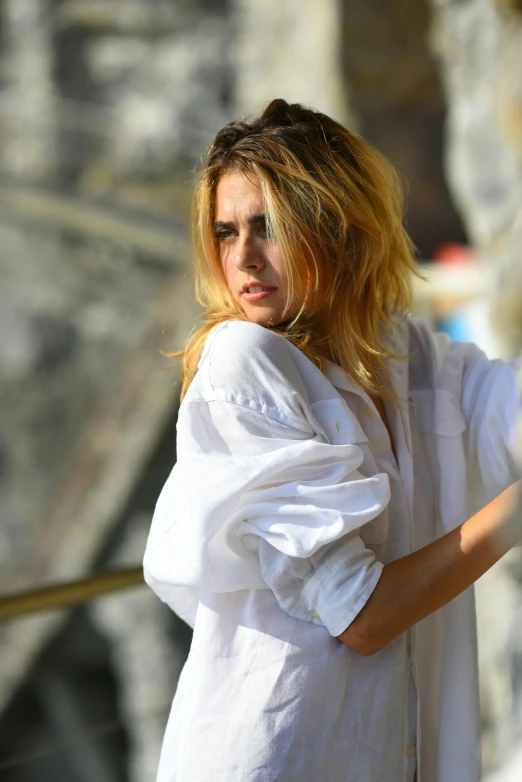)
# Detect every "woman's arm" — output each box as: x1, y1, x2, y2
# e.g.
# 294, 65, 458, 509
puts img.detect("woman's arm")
339, 480, 522, 655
